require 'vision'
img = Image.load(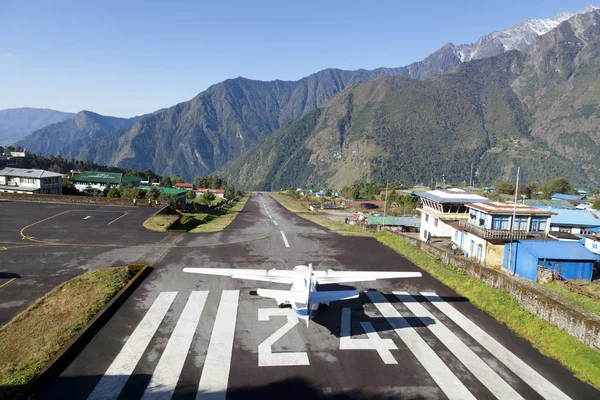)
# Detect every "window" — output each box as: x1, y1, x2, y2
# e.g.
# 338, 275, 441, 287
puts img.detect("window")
514, 217, 528, 231
433, 218, 438, 227
425, 214, 429, 222
492, 216, 510, 230
531, 218, 547, 232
